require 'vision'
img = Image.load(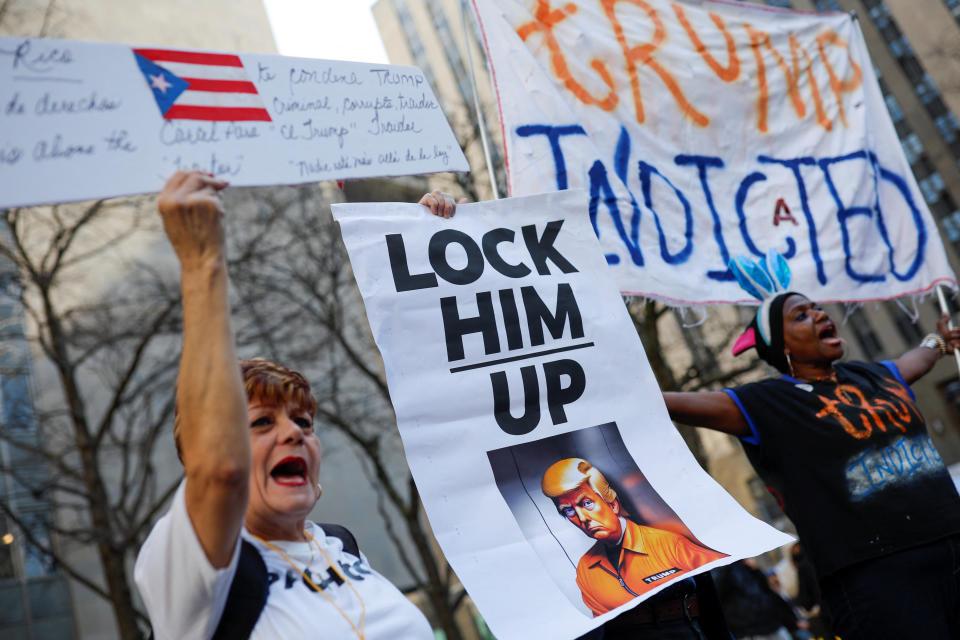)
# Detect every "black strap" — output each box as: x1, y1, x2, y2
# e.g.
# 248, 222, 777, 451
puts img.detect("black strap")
206, 524, 361, 640
318, 522, 360, 558
211, 540, 269, 640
